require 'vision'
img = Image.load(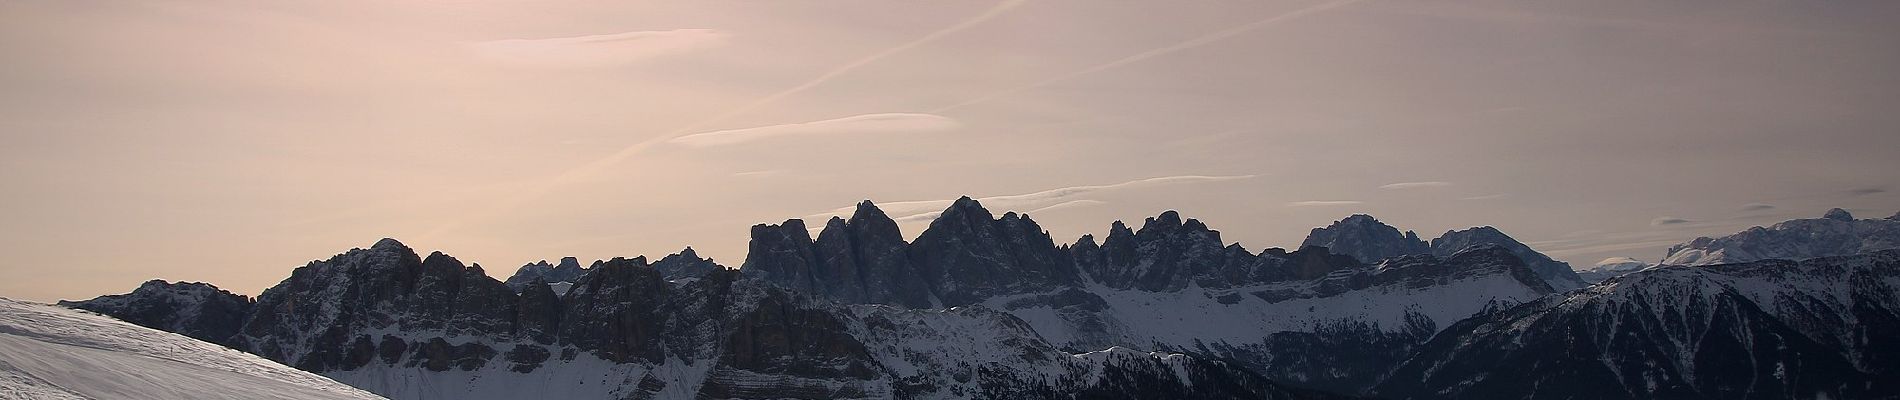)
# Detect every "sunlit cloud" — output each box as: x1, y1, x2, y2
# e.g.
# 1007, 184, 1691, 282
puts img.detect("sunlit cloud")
1287, 200, 1364, 207
466, 29, 728, 69
669, 113, 958, 148
1379, 181, 1452, 190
